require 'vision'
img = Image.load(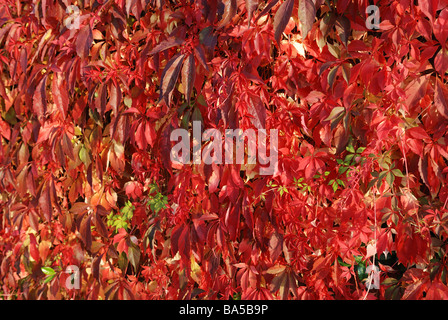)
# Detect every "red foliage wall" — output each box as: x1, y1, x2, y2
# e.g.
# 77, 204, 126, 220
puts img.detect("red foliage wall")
1, 0, 448, 300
